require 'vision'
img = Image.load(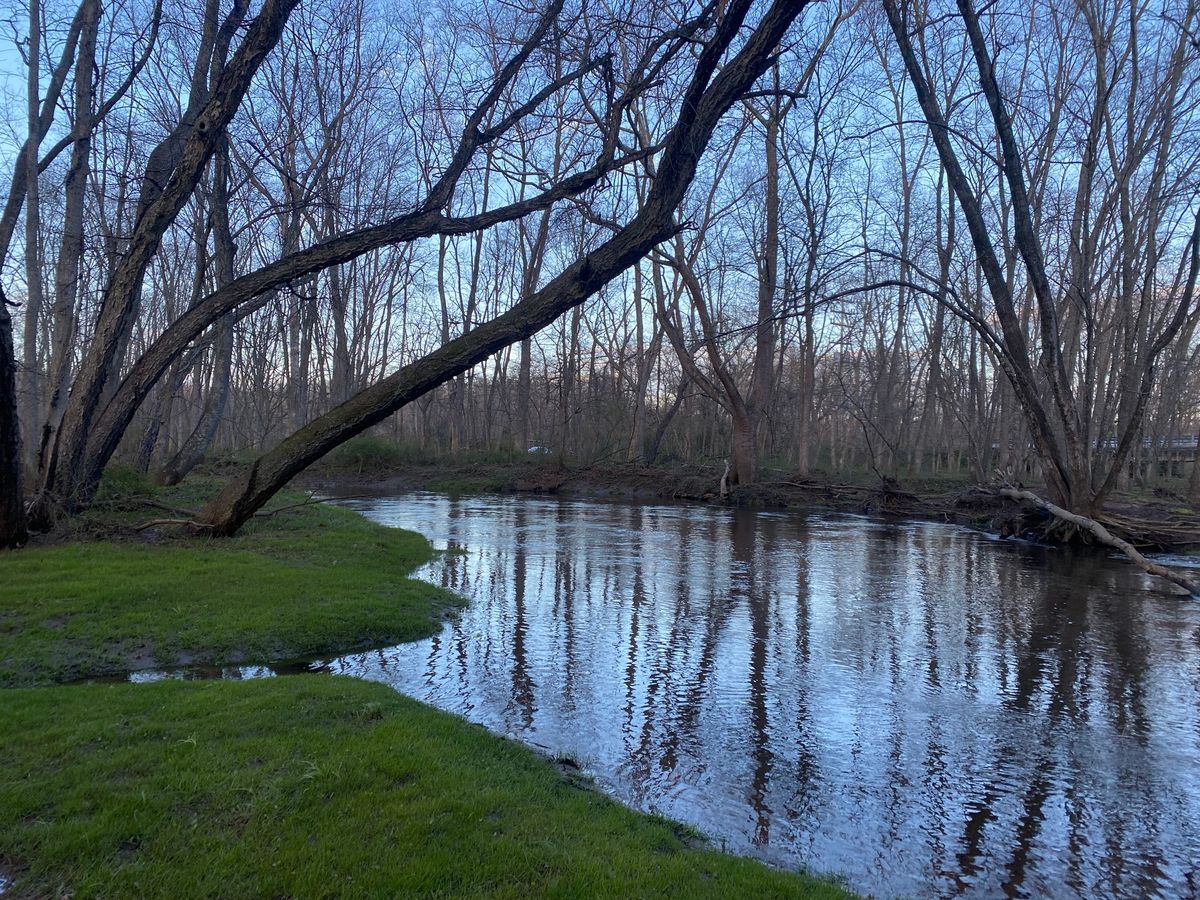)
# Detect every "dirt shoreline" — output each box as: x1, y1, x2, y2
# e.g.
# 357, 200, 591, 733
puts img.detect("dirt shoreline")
297, 459, 1200, 551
